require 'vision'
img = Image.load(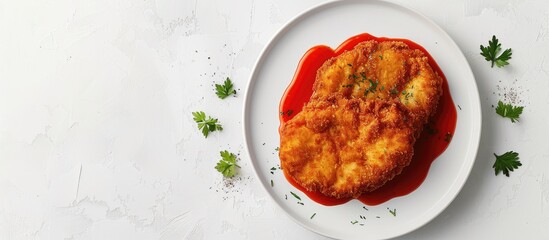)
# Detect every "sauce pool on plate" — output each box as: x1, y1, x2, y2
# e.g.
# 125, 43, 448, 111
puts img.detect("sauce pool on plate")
278, 33, 457, 206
